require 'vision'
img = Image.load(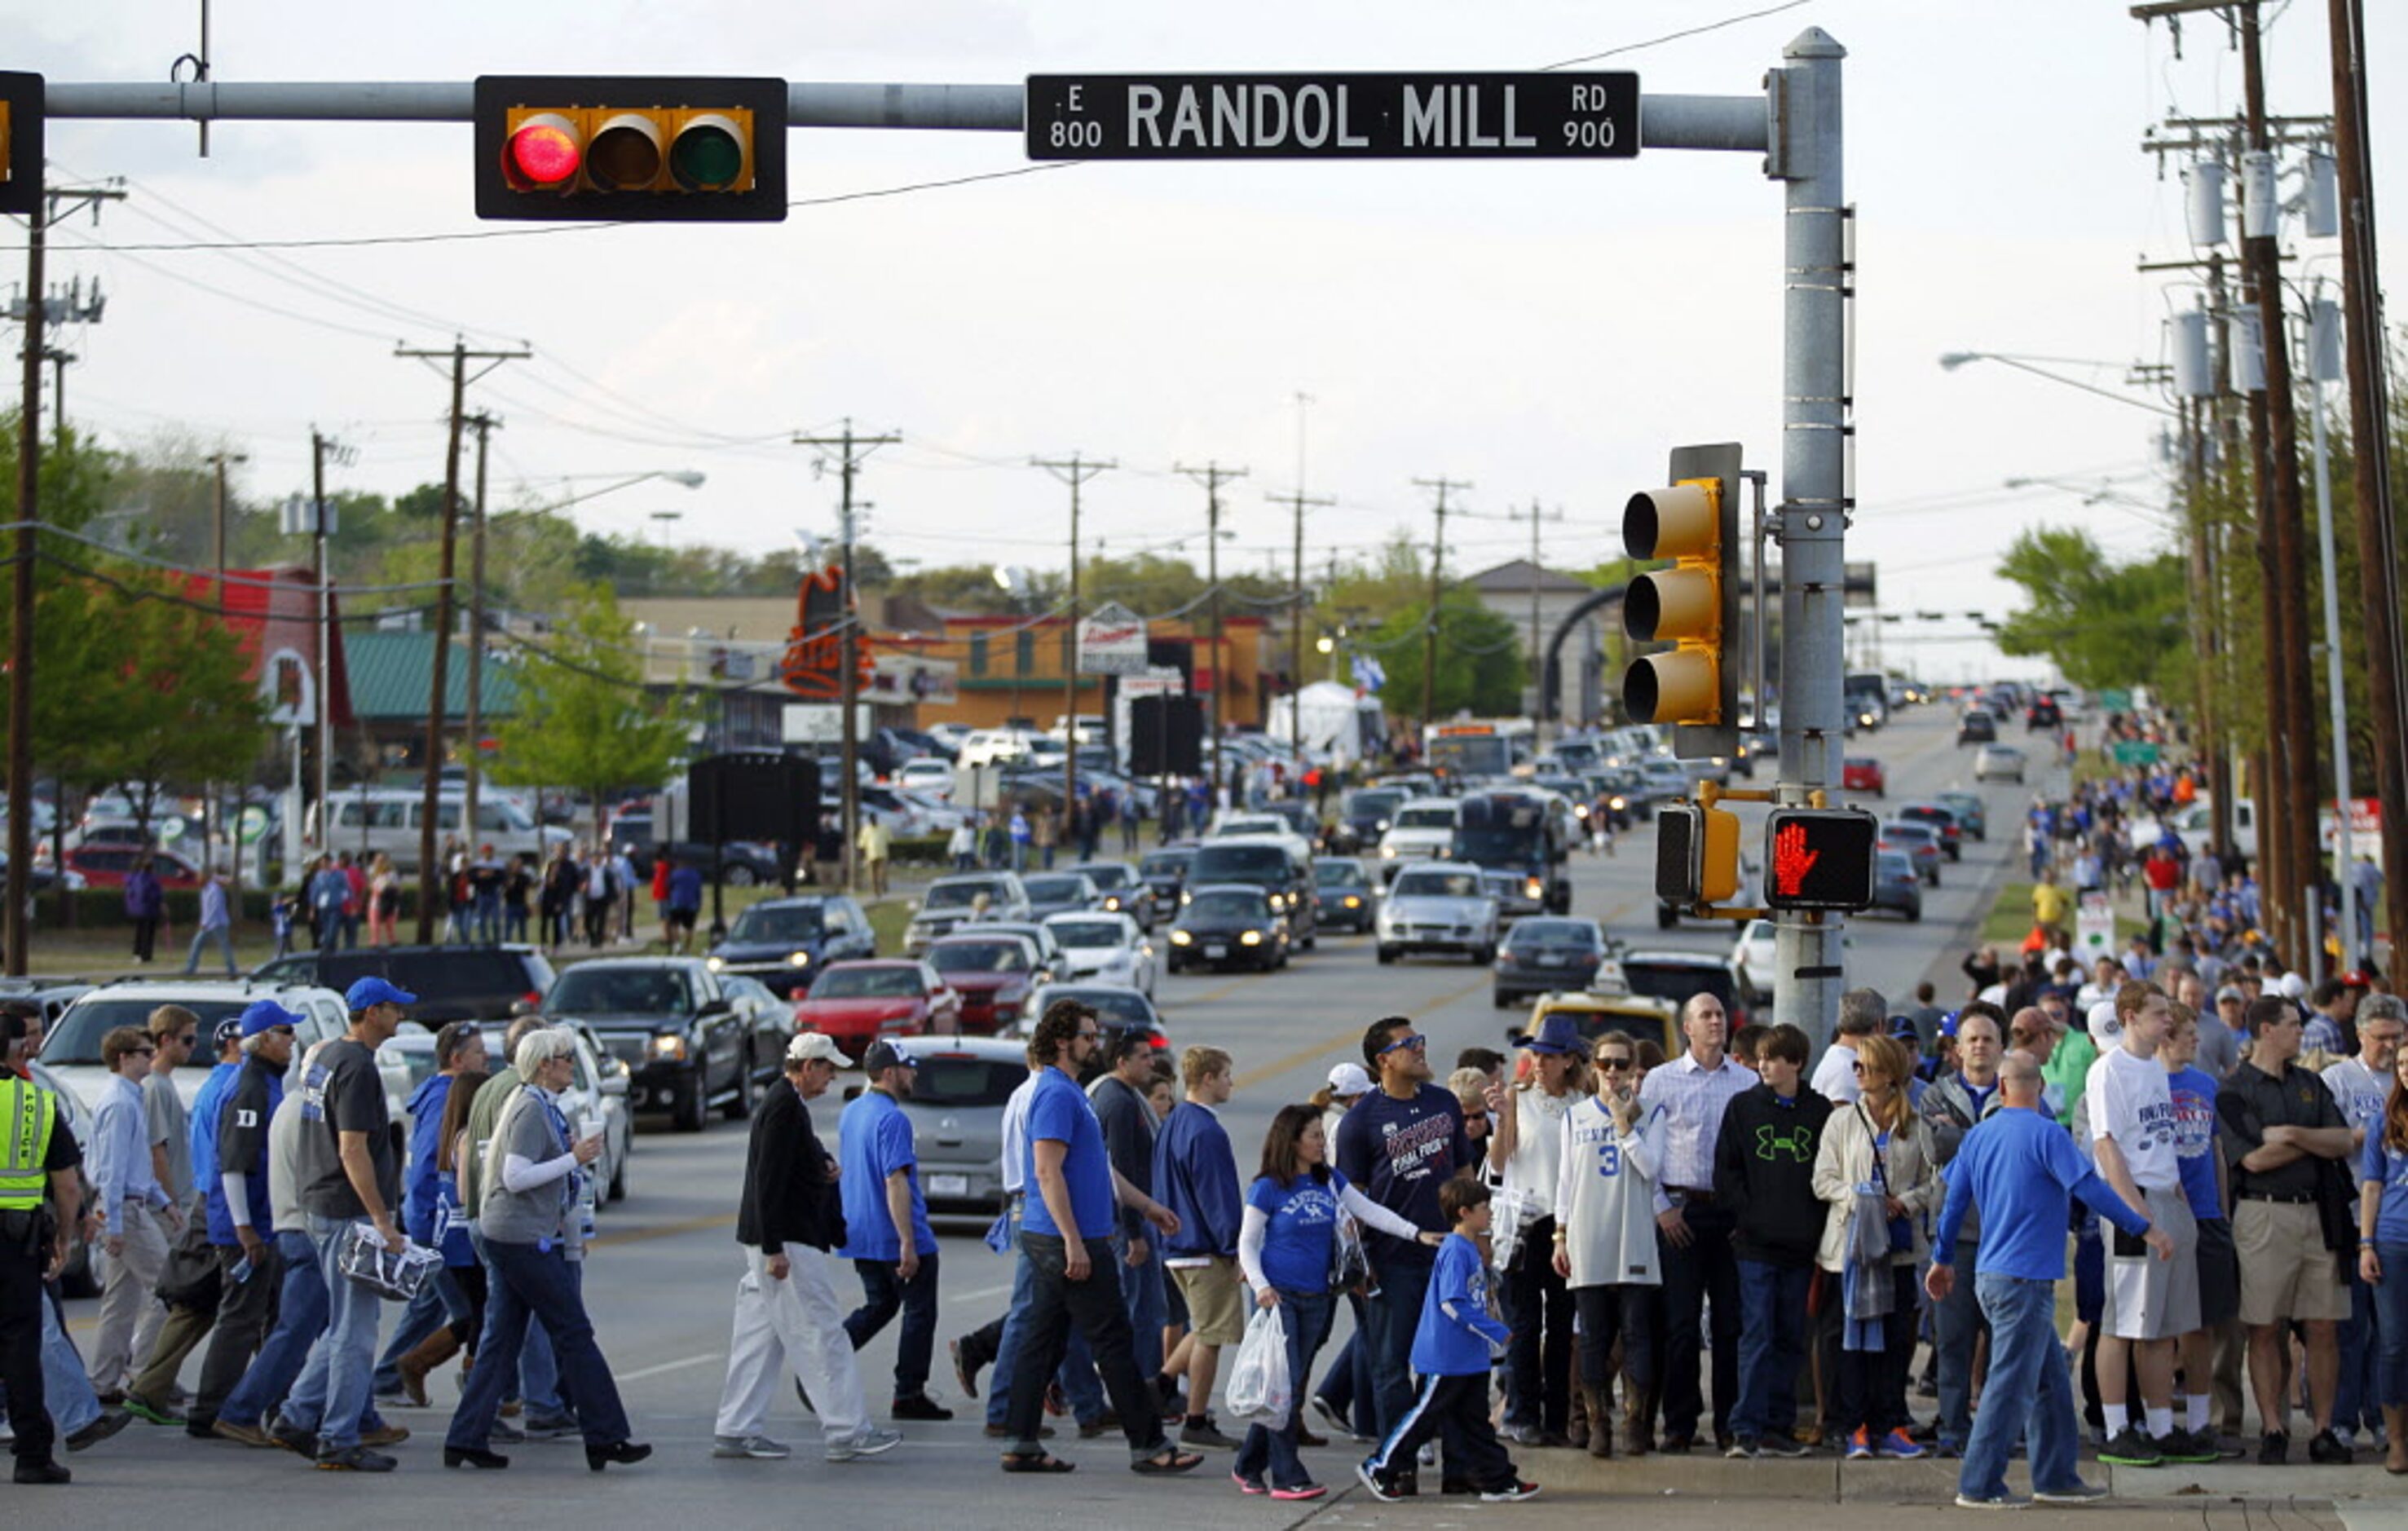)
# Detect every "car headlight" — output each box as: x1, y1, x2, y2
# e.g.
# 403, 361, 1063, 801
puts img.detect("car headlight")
1343, 894, 1361, 908
1171, 929, 1193, 946
1609, 796, 1627, 811
1267, 893, 1284, 910
1240, 930, 1263, 946
1180, 889, 1193, 905
704, 955, 725, 971
652, 1034, 690, 1061
1525, 877, 1544, 899
1103, 896, 1122, 911
788, 951, 811, 968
